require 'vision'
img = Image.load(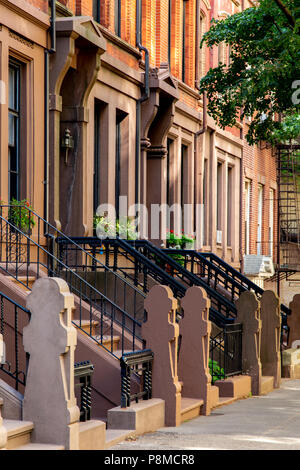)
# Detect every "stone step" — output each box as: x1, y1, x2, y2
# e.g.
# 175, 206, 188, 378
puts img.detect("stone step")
9, 276, 36, 290
214, 375, 251, 400
79, 419, 106, 450
73, 320, 120, 352
94, 335, 120, 353
72, 319, 99, 336
214, 396, 238, 408
105, 428, 136, 449
14, 443, 65, 450
3, 419, 34, 450
261, 376, 274, 395
180, 397, 204, 423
